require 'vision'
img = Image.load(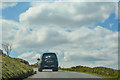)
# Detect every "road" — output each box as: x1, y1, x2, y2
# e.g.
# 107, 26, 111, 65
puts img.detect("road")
27, 68, 109, 80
